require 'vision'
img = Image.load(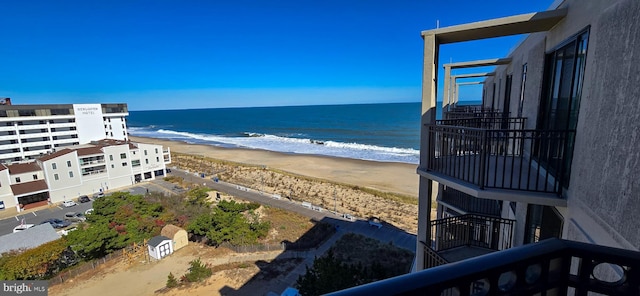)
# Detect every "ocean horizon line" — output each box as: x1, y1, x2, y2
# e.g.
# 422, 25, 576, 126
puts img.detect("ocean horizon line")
129, 100, 421, 112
